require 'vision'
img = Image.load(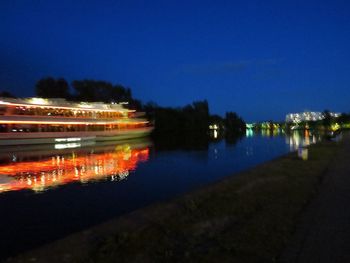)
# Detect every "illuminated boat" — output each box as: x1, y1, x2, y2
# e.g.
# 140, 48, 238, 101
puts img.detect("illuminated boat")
0, 97, 153, 145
